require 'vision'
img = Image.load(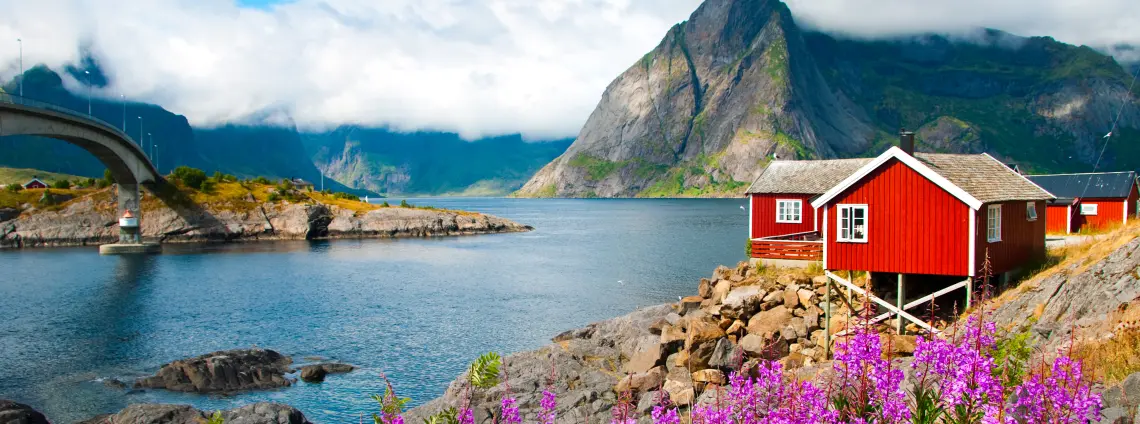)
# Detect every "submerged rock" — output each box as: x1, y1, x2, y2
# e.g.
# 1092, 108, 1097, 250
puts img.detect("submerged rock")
78, 402, 311, 424
298, 363, 355, 383
135, 348, 293, 393
0, 400, 49, 424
